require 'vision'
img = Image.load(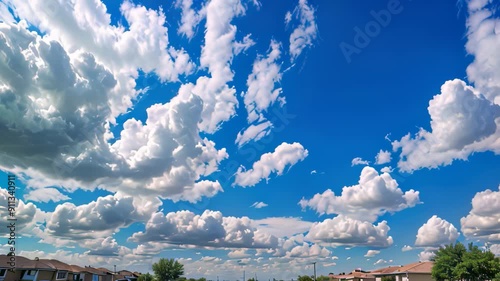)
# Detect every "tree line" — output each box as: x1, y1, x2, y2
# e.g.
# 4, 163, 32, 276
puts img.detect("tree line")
432, 242, 500, 281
